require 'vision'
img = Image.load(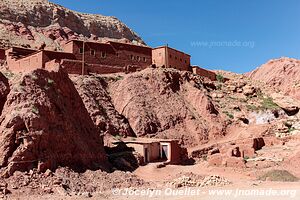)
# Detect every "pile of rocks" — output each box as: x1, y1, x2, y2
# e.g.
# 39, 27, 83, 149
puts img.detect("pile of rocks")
168, 175, 231, 188
199, 175, 231, 187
